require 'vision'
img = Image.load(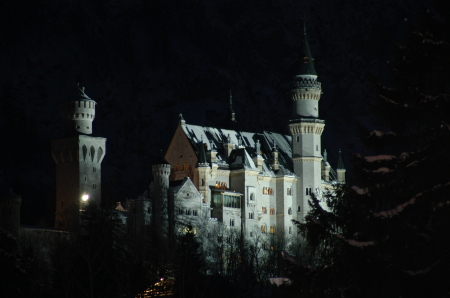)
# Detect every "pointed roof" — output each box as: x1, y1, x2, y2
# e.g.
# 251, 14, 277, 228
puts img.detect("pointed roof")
155, 149, 170, 165
198, 142, 208, 166
298, 22, 317, 76
337, 149, 345, 170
